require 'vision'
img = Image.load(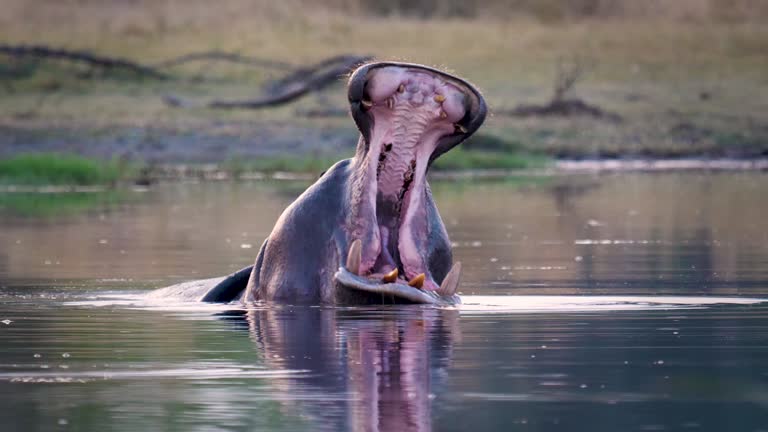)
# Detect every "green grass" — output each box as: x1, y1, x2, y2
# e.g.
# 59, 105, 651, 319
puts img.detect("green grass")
0, 153, 129, 185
